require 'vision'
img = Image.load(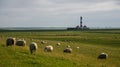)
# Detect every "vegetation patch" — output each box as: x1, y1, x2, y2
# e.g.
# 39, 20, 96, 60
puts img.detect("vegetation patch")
0, 30, 120, 67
